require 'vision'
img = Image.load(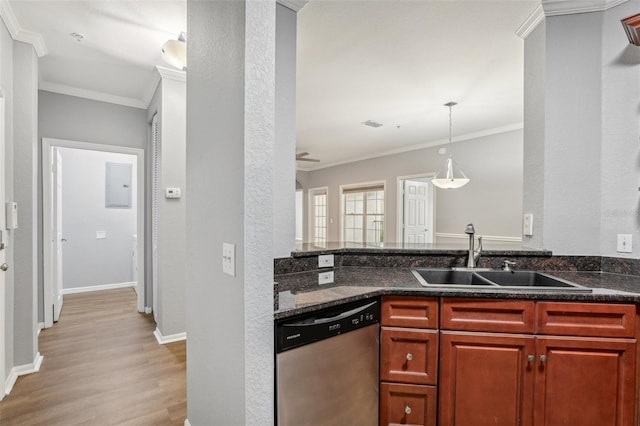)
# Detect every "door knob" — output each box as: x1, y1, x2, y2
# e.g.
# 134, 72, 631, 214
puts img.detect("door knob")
0, 263, 8, 271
